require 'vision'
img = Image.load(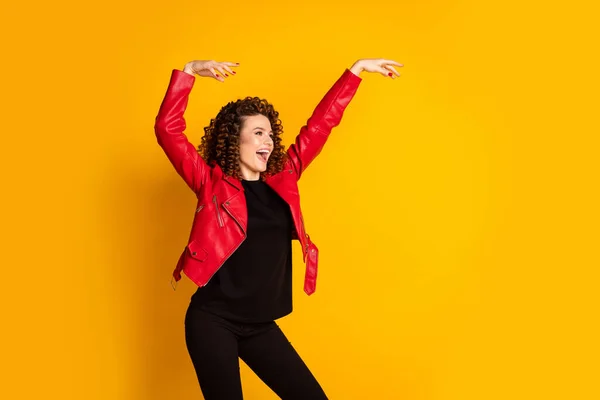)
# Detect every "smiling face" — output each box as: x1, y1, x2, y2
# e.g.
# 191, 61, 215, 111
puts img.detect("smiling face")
238, 114, 274, 181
